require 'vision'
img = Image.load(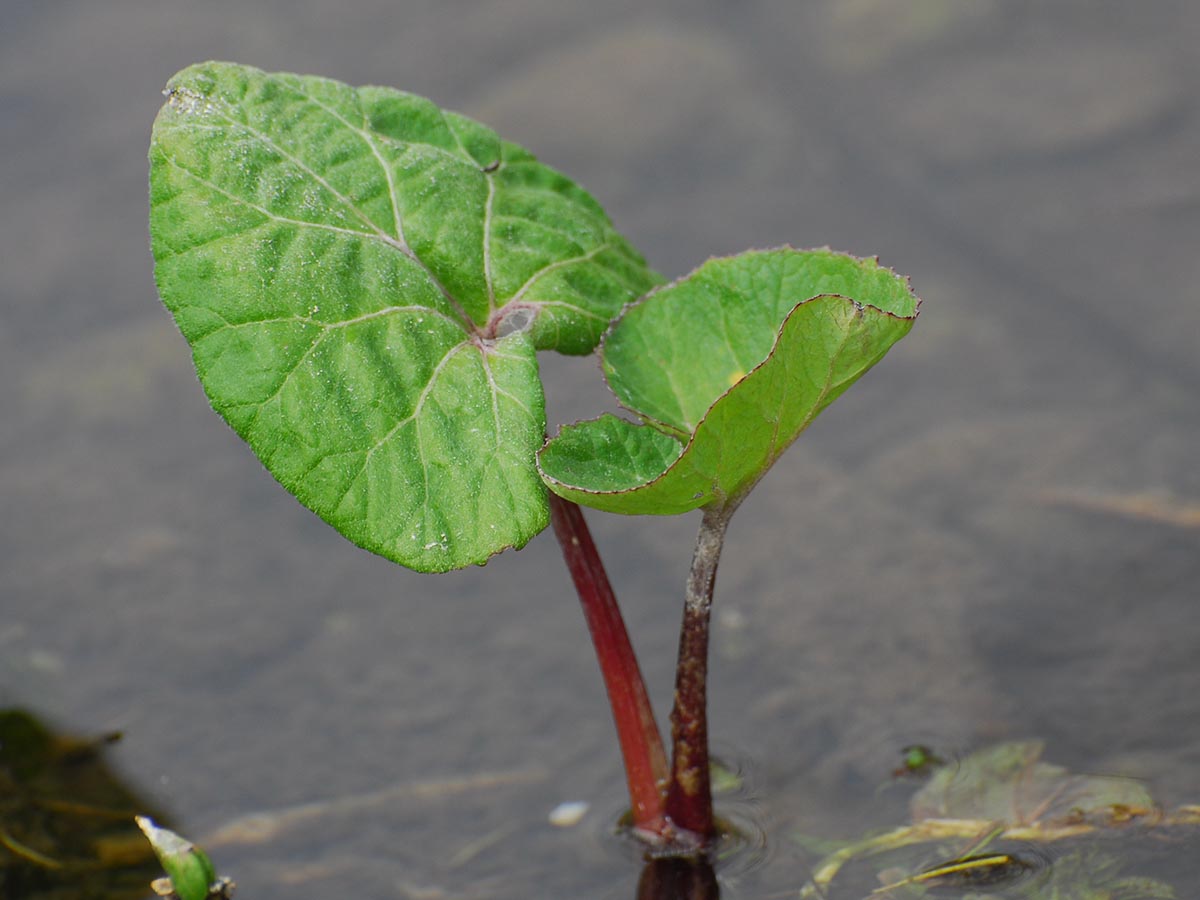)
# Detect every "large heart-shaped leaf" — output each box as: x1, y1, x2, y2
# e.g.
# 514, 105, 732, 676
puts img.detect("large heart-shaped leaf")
150, 62, 659, 572
538, 249, 918, 515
